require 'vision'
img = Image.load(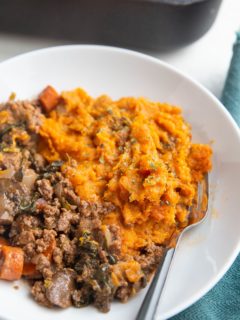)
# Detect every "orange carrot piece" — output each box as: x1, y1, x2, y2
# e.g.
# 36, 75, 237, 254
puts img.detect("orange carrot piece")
44, 238, 56, 260
39, 85, 59, 112
22, 262, 38, 277
22, 238, 56, 277
0, 245, 24, 281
